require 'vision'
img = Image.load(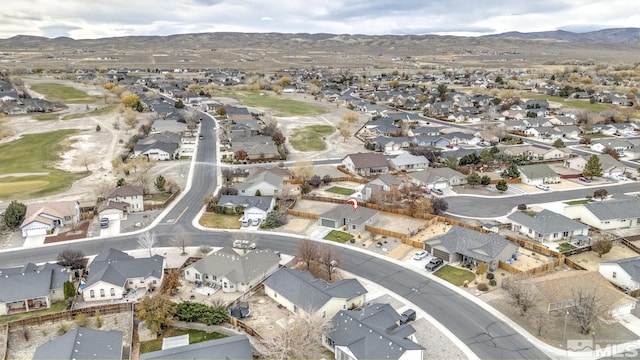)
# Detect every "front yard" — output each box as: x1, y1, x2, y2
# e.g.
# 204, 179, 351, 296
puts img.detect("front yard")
434, 265, 476, 286
324, 230, 354, 243
198, 213, 242, 229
